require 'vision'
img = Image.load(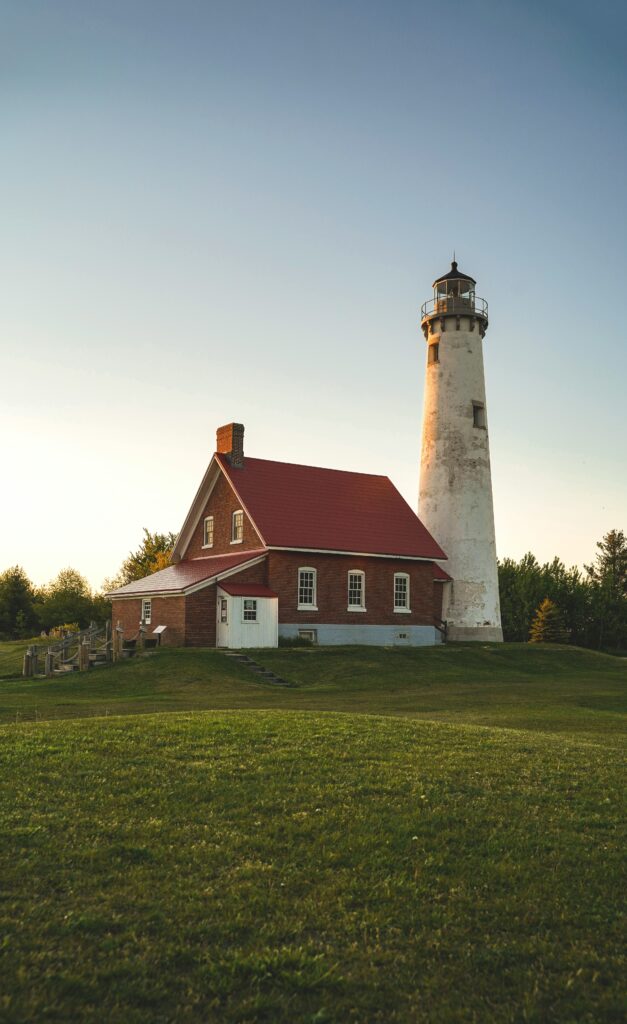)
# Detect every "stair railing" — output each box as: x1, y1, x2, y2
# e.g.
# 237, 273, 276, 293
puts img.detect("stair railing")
23, 621, 107, 677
